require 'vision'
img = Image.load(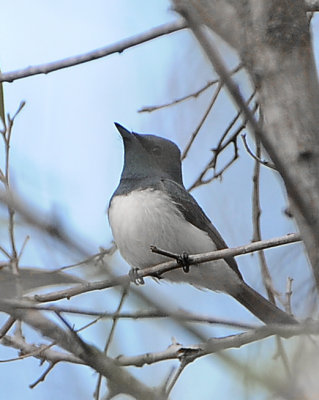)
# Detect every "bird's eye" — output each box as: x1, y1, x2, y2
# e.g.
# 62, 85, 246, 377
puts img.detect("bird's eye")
152, 146, 162, 156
